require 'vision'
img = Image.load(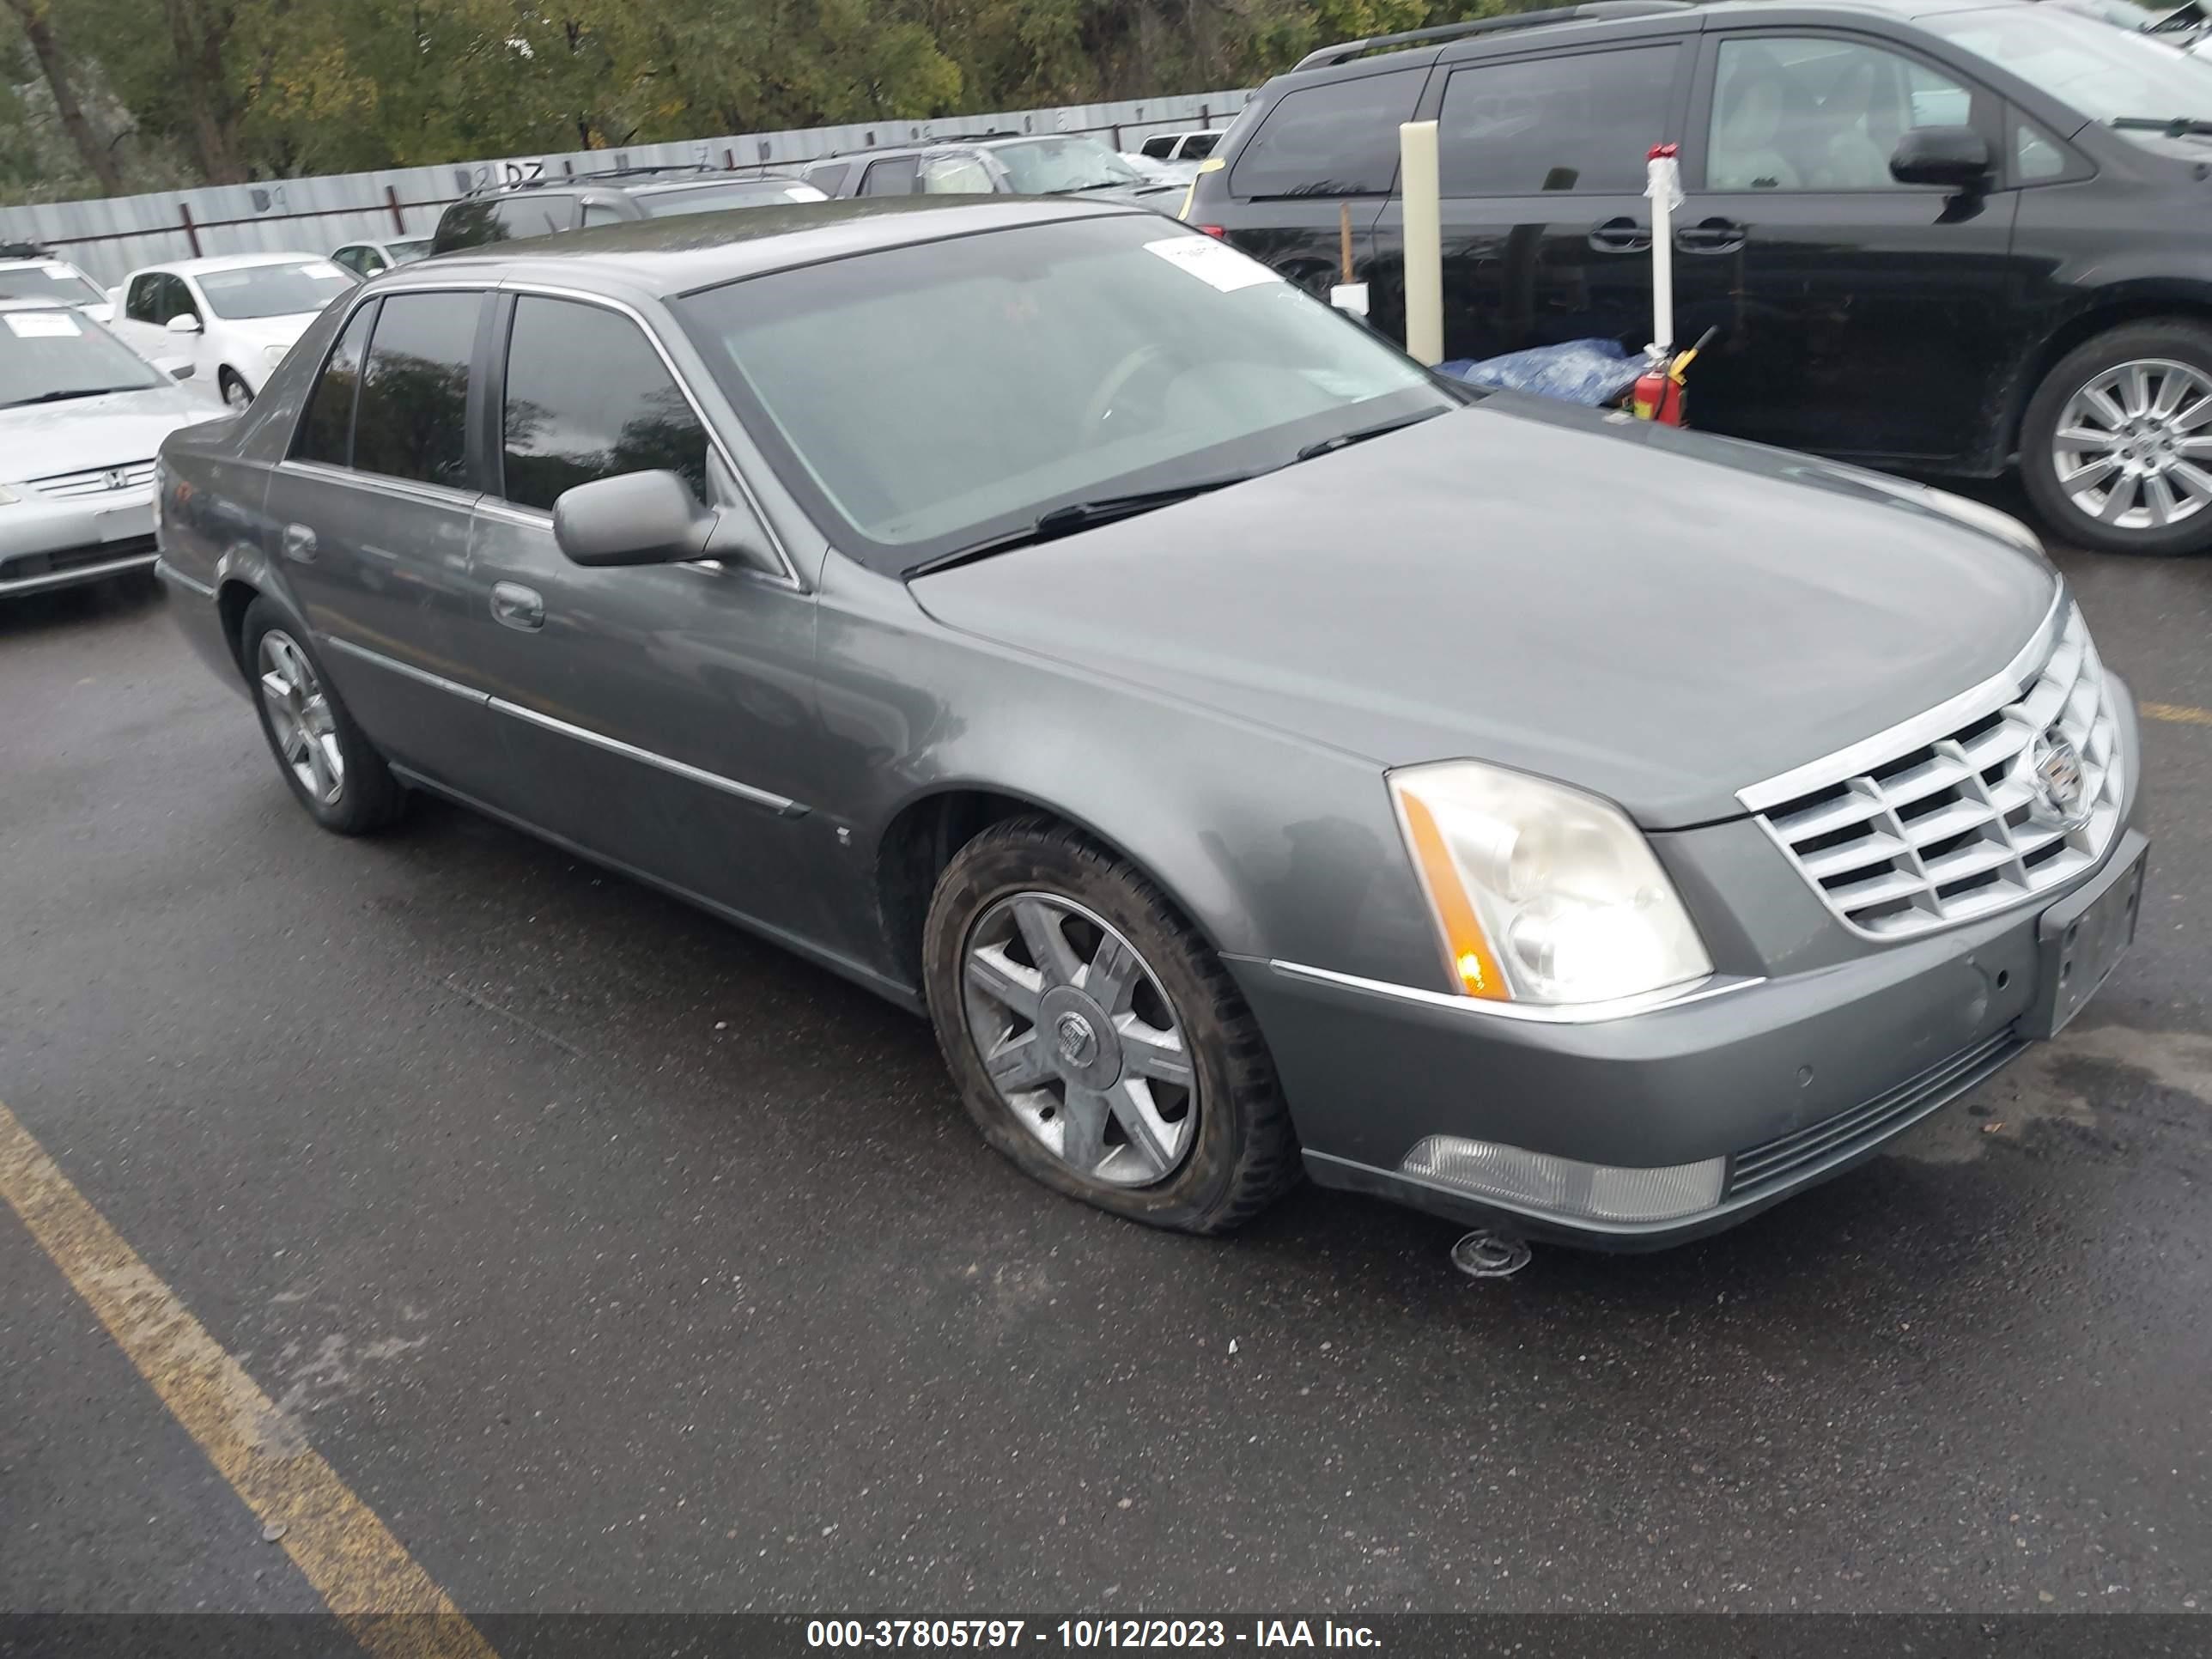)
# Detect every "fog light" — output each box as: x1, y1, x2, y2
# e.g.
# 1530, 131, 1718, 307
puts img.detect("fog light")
1399, 1136, 1725, 1224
